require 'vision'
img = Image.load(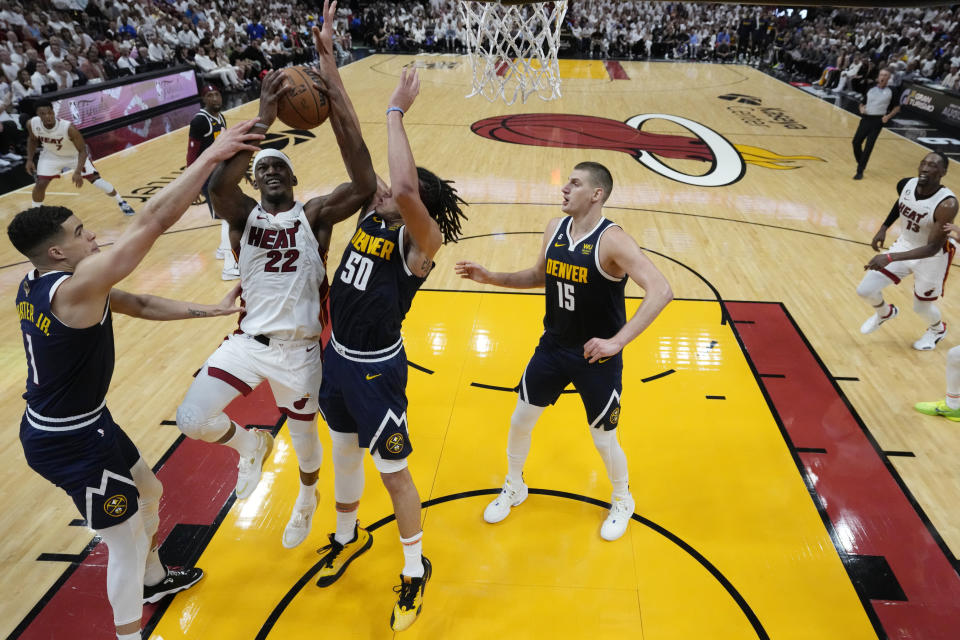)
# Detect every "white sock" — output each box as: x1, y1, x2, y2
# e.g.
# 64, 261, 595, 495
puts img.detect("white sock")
296, 479, 317, 505
399, 531, 424, 578
506, 400, 543, 486
947, 346, 960, 409
31, 200, 41, 208
224, 423, 259, 457
334, 507, 358, 544
143, 547, 165, 587
117, 632, 141, 640
219, 220, 231, 252
92, 177, 115, 195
